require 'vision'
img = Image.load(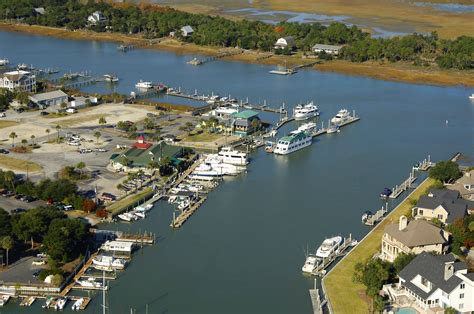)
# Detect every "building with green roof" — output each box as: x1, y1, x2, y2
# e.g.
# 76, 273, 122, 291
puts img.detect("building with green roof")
231, 110, 261, 137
